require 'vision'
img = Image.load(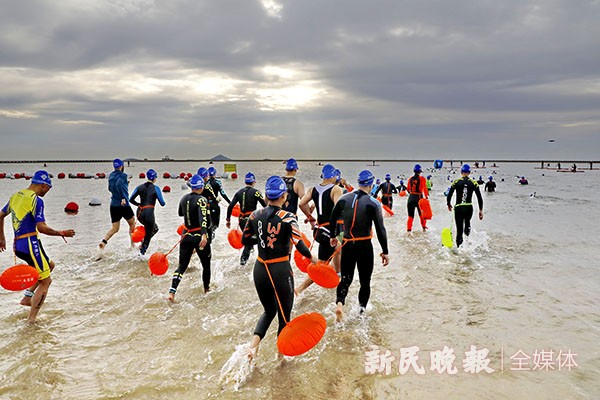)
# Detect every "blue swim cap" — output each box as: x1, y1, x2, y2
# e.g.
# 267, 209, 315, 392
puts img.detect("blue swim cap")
479, 176, 483, 180
488, 176, 493, 181
189, 174, 204, 189
413, 164, 422, 173
461, 164, 471, 173
427, 175, 432, 179
265, 176, 287, 200
245, 172, 256, 184
385, 173, 391, 180
333, 169, 342, 183
357, 170, 375, 186
146, 169, 157, 181
285, 158, 298, 171
376, 178, 381, 184
197, 167, 208, 179
32, 170, 52, 187
113, 158, 124, 169
321, 164, 336, 179
400, 179, 404, 184
208, 166, 217, 176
